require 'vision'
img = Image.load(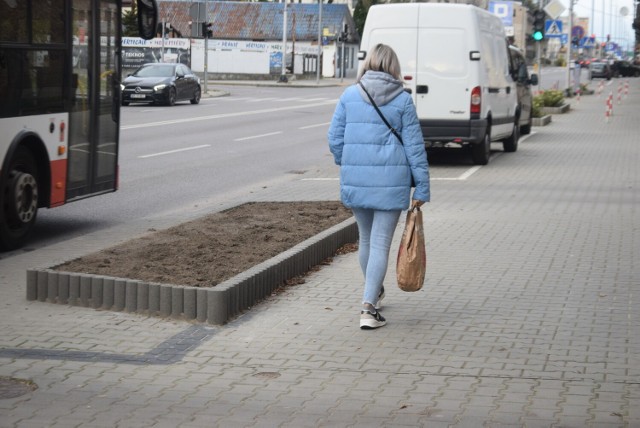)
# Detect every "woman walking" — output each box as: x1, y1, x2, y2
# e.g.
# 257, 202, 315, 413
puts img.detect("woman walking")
328, 44, 430, 330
